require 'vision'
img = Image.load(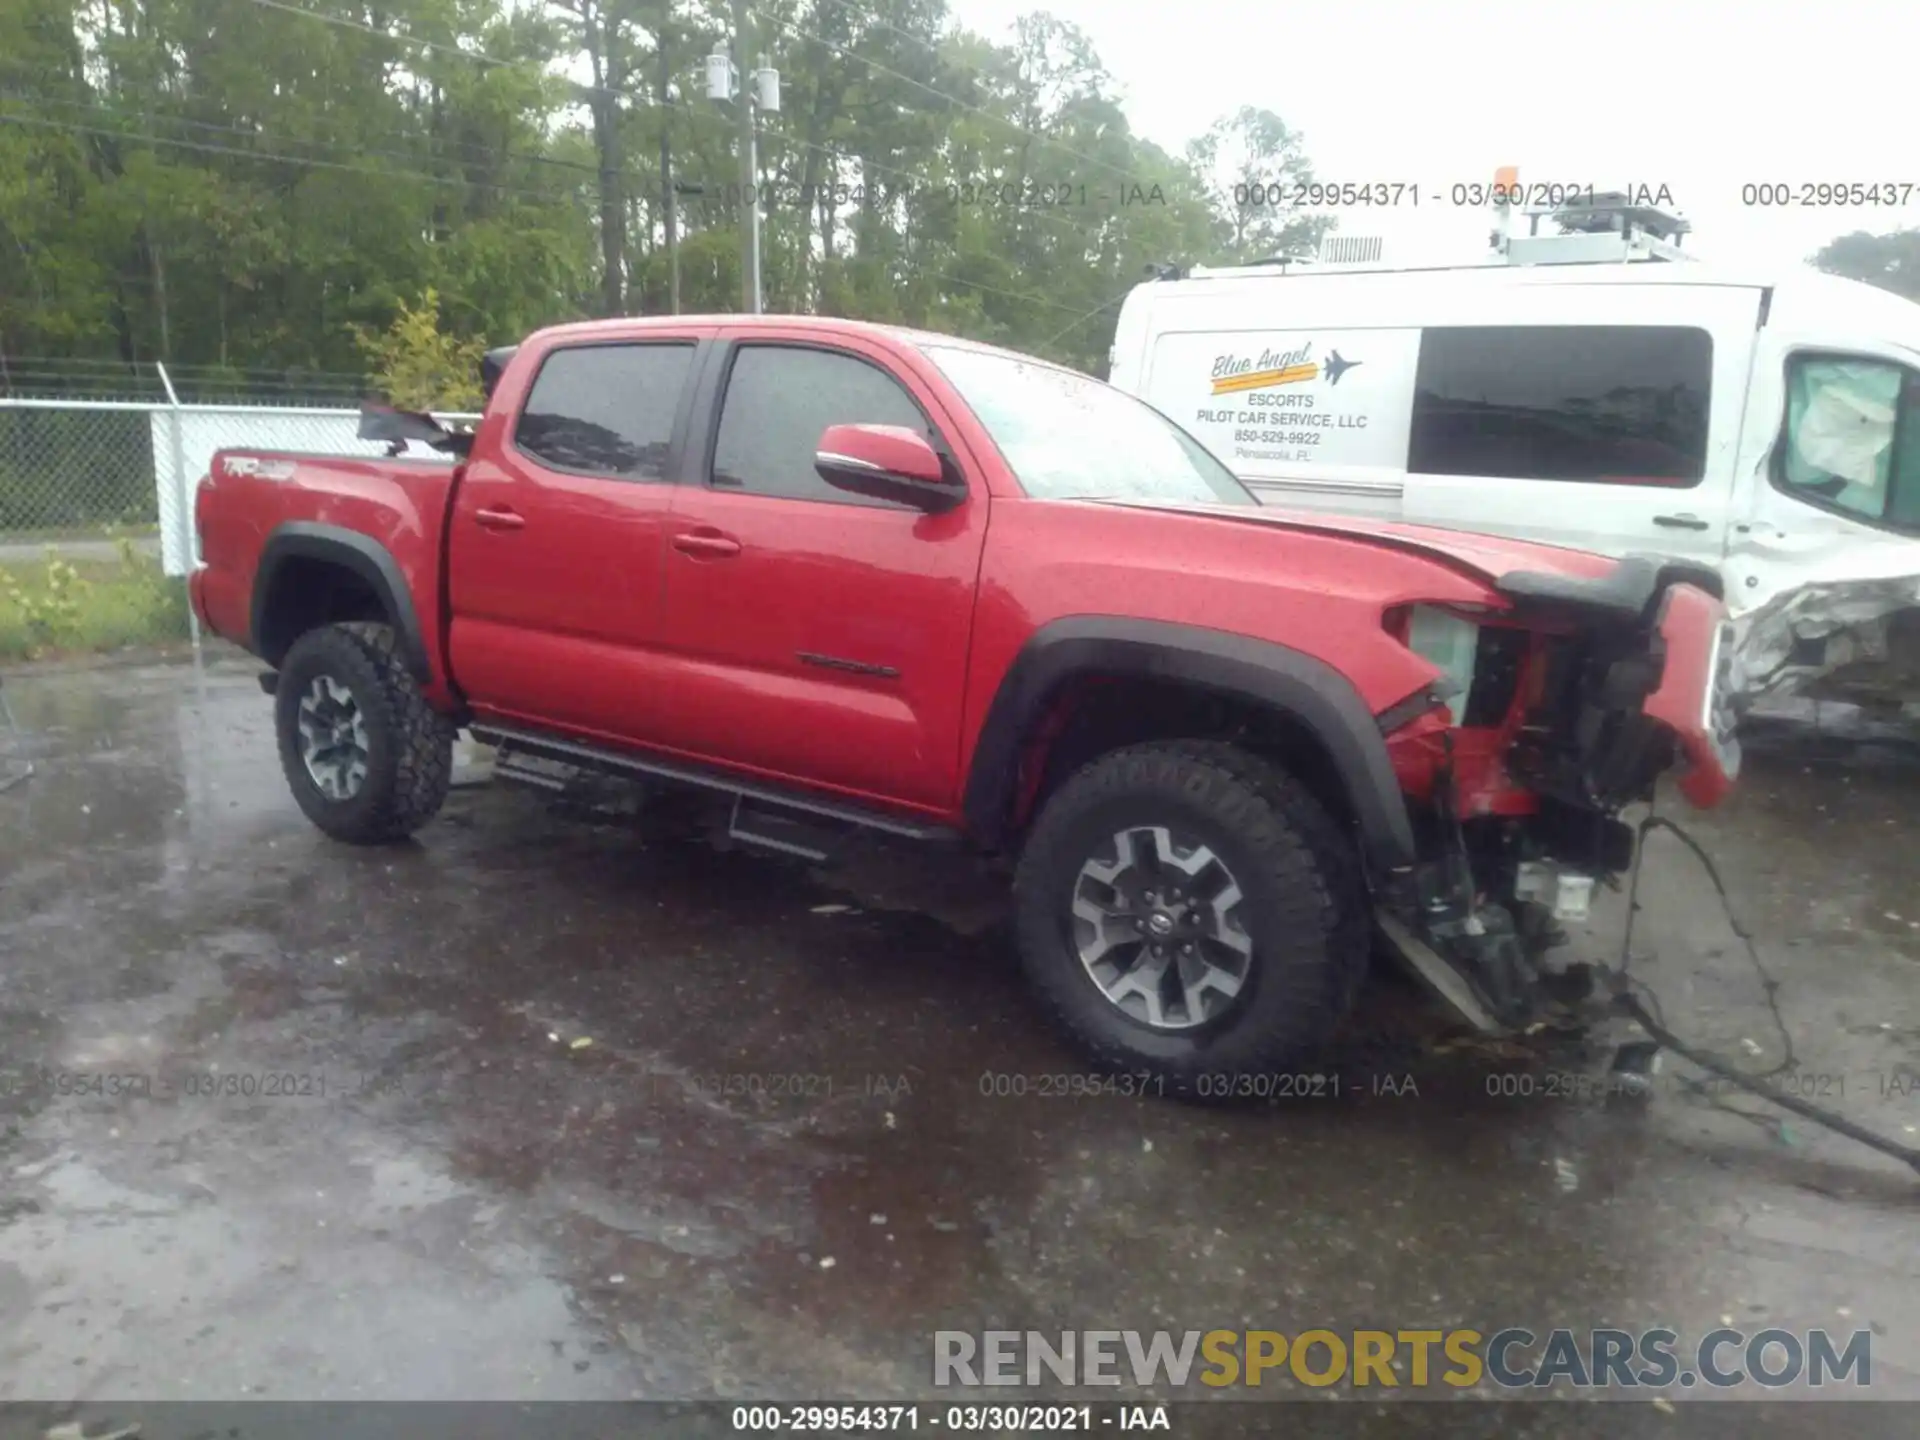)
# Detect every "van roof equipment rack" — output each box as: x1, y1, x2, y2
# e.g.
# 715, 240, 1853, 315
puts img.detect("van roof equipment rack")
1171, 173, 1699, 280
1501, 190, 1695, 266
